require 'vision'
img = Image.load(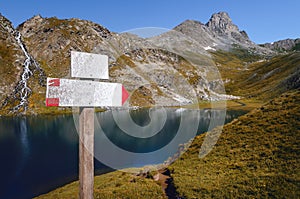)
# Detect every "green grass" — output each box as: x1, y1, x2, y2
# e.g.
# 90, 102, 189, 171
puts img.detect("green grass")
232, 52, 300, 99
212, 50, 300, 101
169, 89, 300, 198
196, 98, 263, 111
36, 171, 166, 199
